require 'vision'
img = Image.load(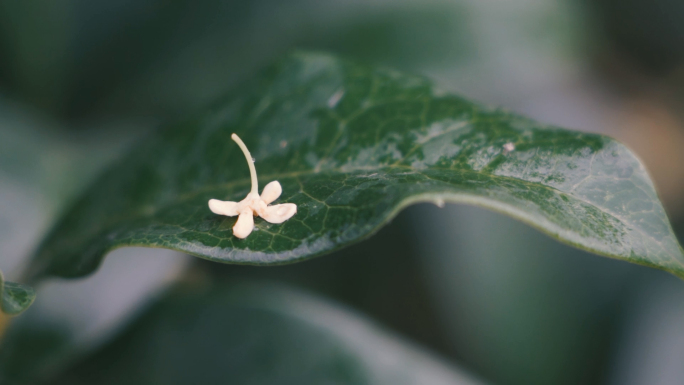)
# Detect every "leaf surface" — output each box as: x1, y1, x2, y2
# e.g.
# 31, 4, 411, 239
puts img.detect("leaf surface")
28, 52, 684, 280
0, 272, 35, 316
